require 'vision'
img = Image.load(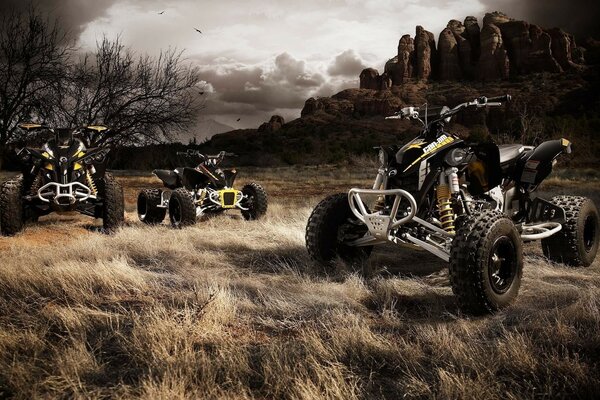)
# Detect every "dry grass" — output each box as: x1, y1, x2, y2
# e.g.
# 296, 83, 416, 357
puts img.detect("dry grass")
0, 167, 599, 399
